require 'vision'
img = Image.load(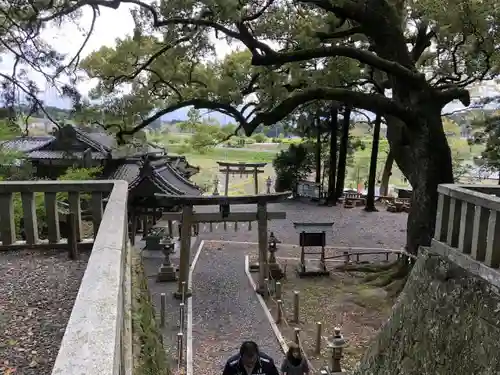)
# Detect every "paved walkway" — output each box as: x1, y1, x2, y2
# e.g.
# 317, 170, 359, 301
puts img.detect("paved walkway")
195, 201, 407, 249
192, 242, 282, 375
